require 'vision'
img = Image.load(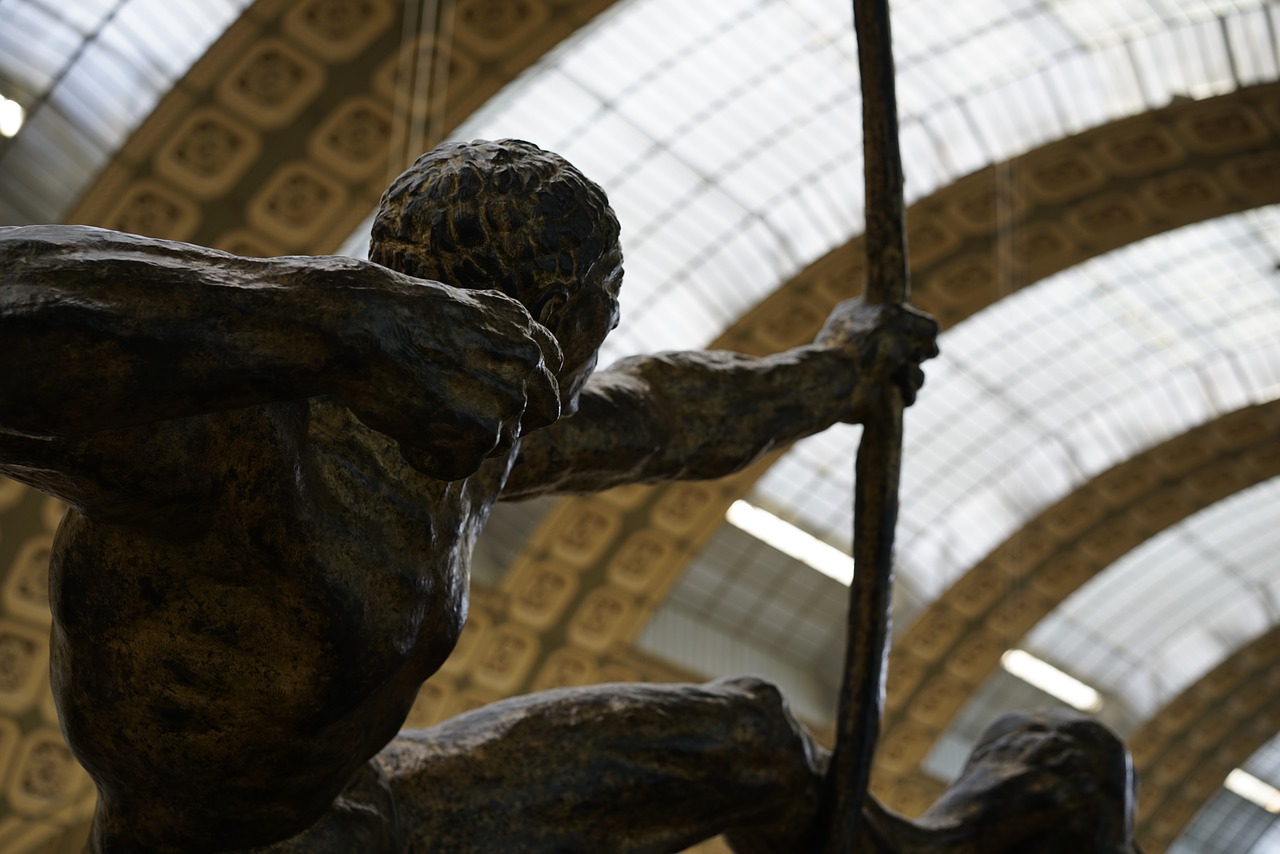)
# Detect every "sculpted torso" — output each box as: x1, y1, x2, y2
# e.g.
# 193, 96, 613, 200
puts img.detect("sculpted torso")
49, 399, 496, 842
